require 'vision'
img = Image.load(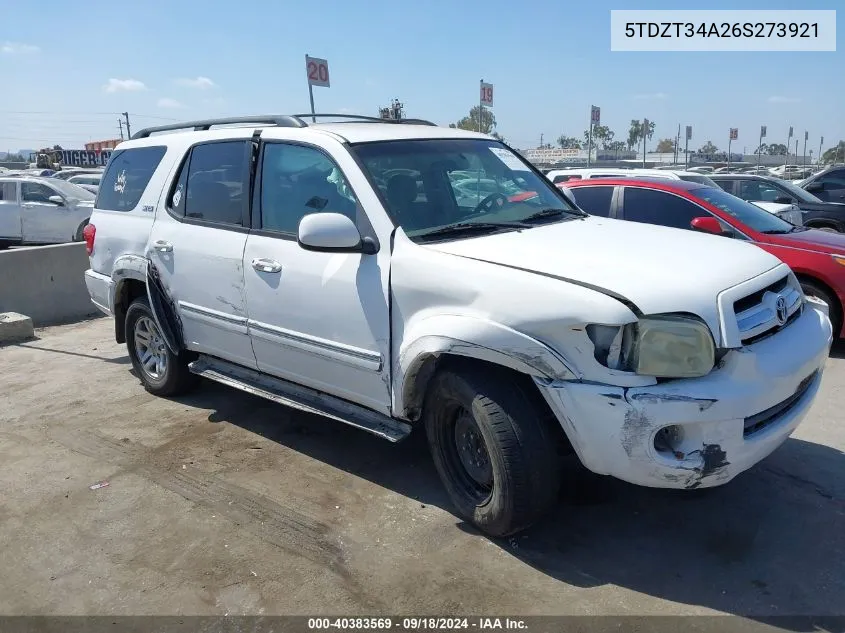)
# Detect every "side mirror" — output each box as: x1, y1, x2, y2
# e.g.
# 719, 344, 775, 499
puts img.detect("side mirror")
48, 195, 65, 206
690, 216, 725, 235
773, 196, 793, 204
297, 212, 377, 254
805, 182, 824, 193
